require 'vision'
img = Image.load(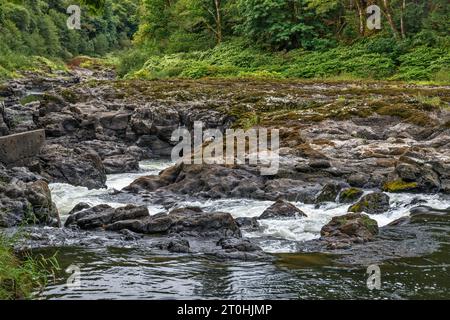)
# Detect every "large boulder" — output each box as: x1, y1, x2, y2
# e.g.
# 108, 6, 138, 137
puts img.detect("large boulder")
99, 111, 131, 131
2, 104, 38, 134
383, 161, 441, 193
102, 155, 139, 174
39, 144, 107, 189
348, 192, 390, 214
137, 135, 173, 157
258, 199, 307, 219
338, 187, 363, 204
0, 166, 59, 227
106, 207, 242, 238
64, 204, 149, 229
166, 207, 241, 238
38, 112, 80, 137
129, 103, 180, 142
123, 163, 183, 193
125, 163, 266, 200
320, 213, 379, 248
315, 183, 342, 203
